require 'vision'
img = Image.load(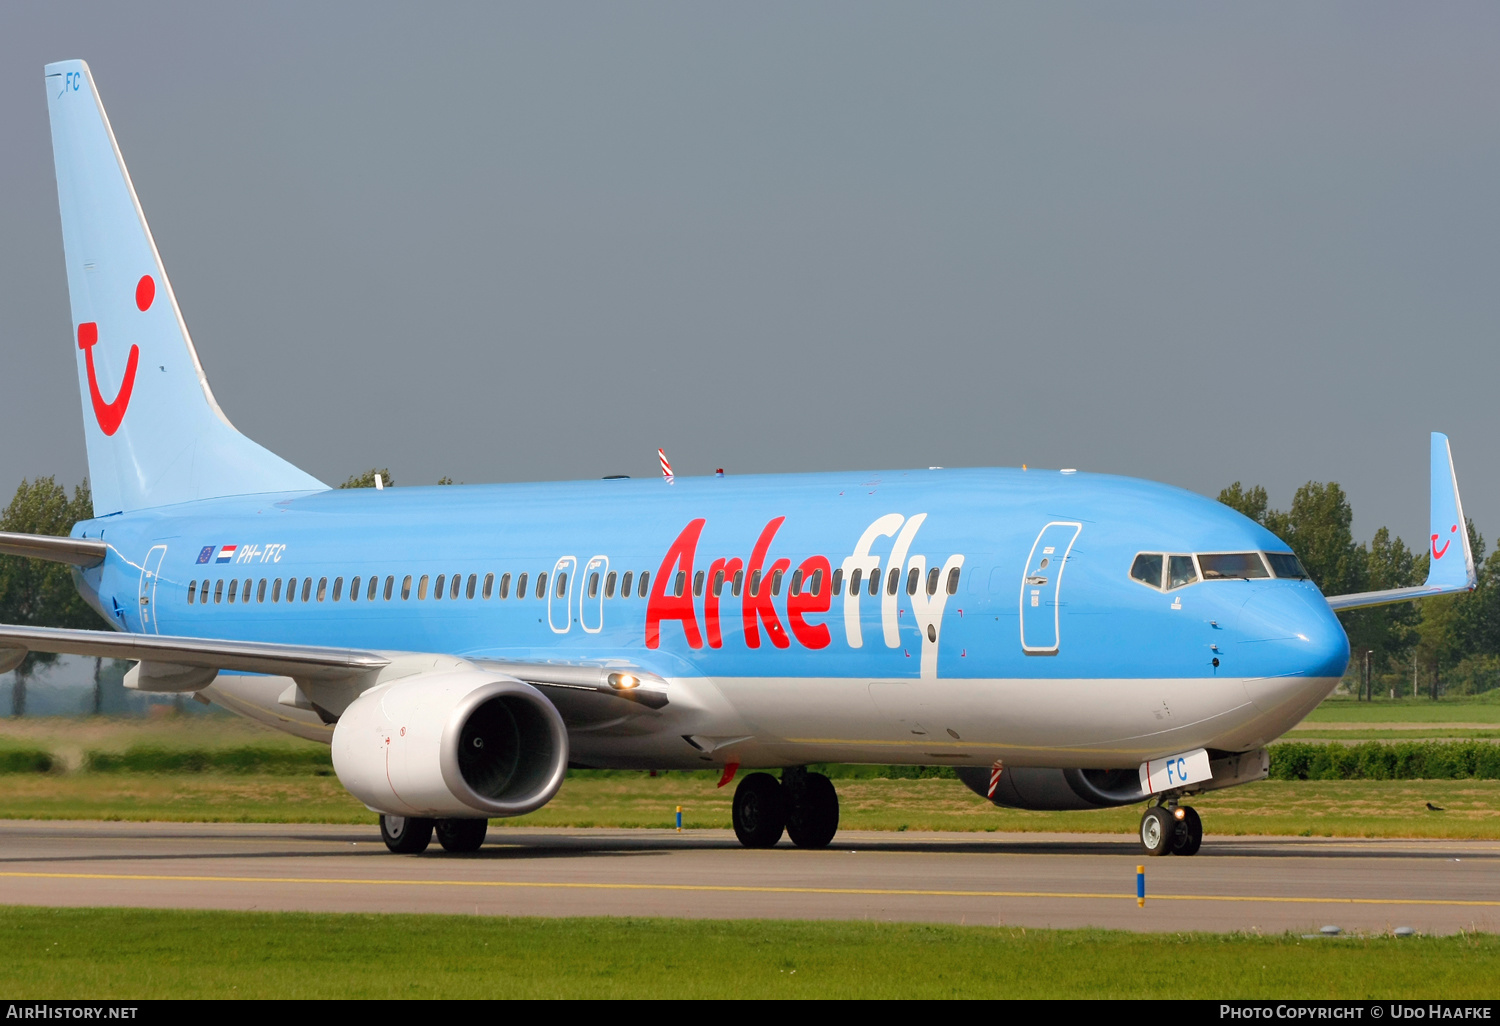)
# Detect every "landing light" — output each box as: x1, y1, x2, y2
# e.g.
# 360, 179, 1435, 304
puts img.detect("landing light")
608, 673, 640, 690
1173, 807, 1186, 820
